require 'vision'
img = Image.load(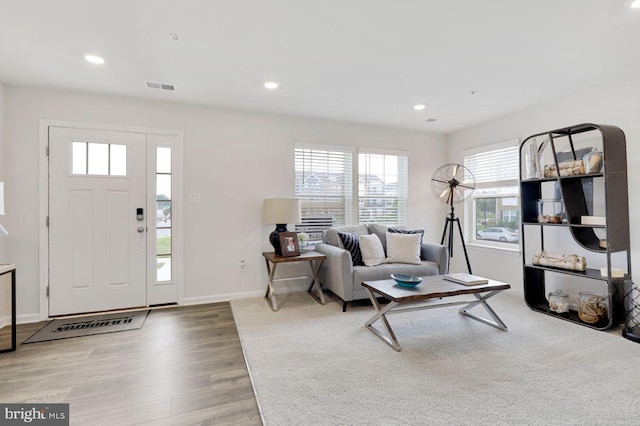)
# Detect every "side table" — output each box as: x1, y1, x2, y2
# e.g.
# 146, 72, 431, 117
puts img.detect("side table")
0, 264, 17, 353
262, 251, 327, 311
